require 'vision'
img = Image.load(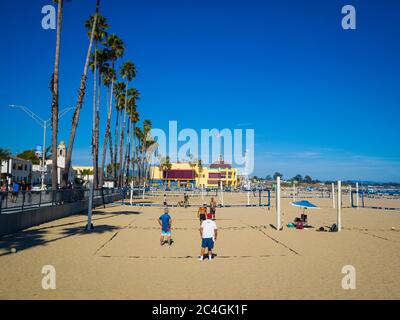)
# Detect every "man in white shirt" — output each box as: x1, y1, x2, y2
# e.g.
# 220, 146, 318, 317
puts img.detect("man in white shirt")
199, 217, 218, 261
